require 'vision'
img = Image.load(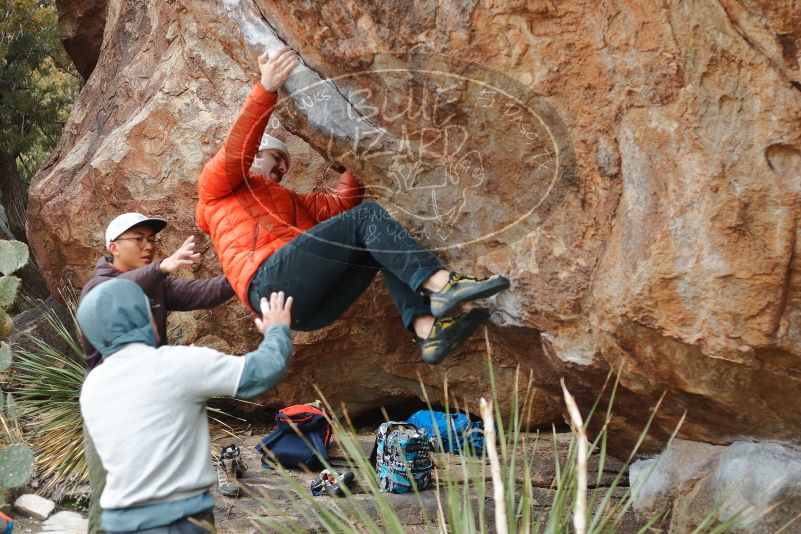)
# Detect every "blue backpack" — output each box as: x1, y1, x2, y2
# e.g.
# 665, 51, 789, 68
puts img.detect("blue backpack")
406, 410, 485, 455
255, 404, 331, 470
369, 422, 433, 494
